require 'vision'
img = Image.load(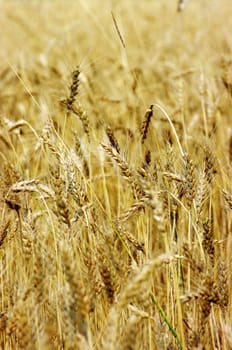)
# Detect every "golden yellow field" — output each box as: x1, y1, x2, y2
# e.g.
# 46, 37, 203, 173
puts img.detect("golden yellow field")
0, 0, 232, 349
